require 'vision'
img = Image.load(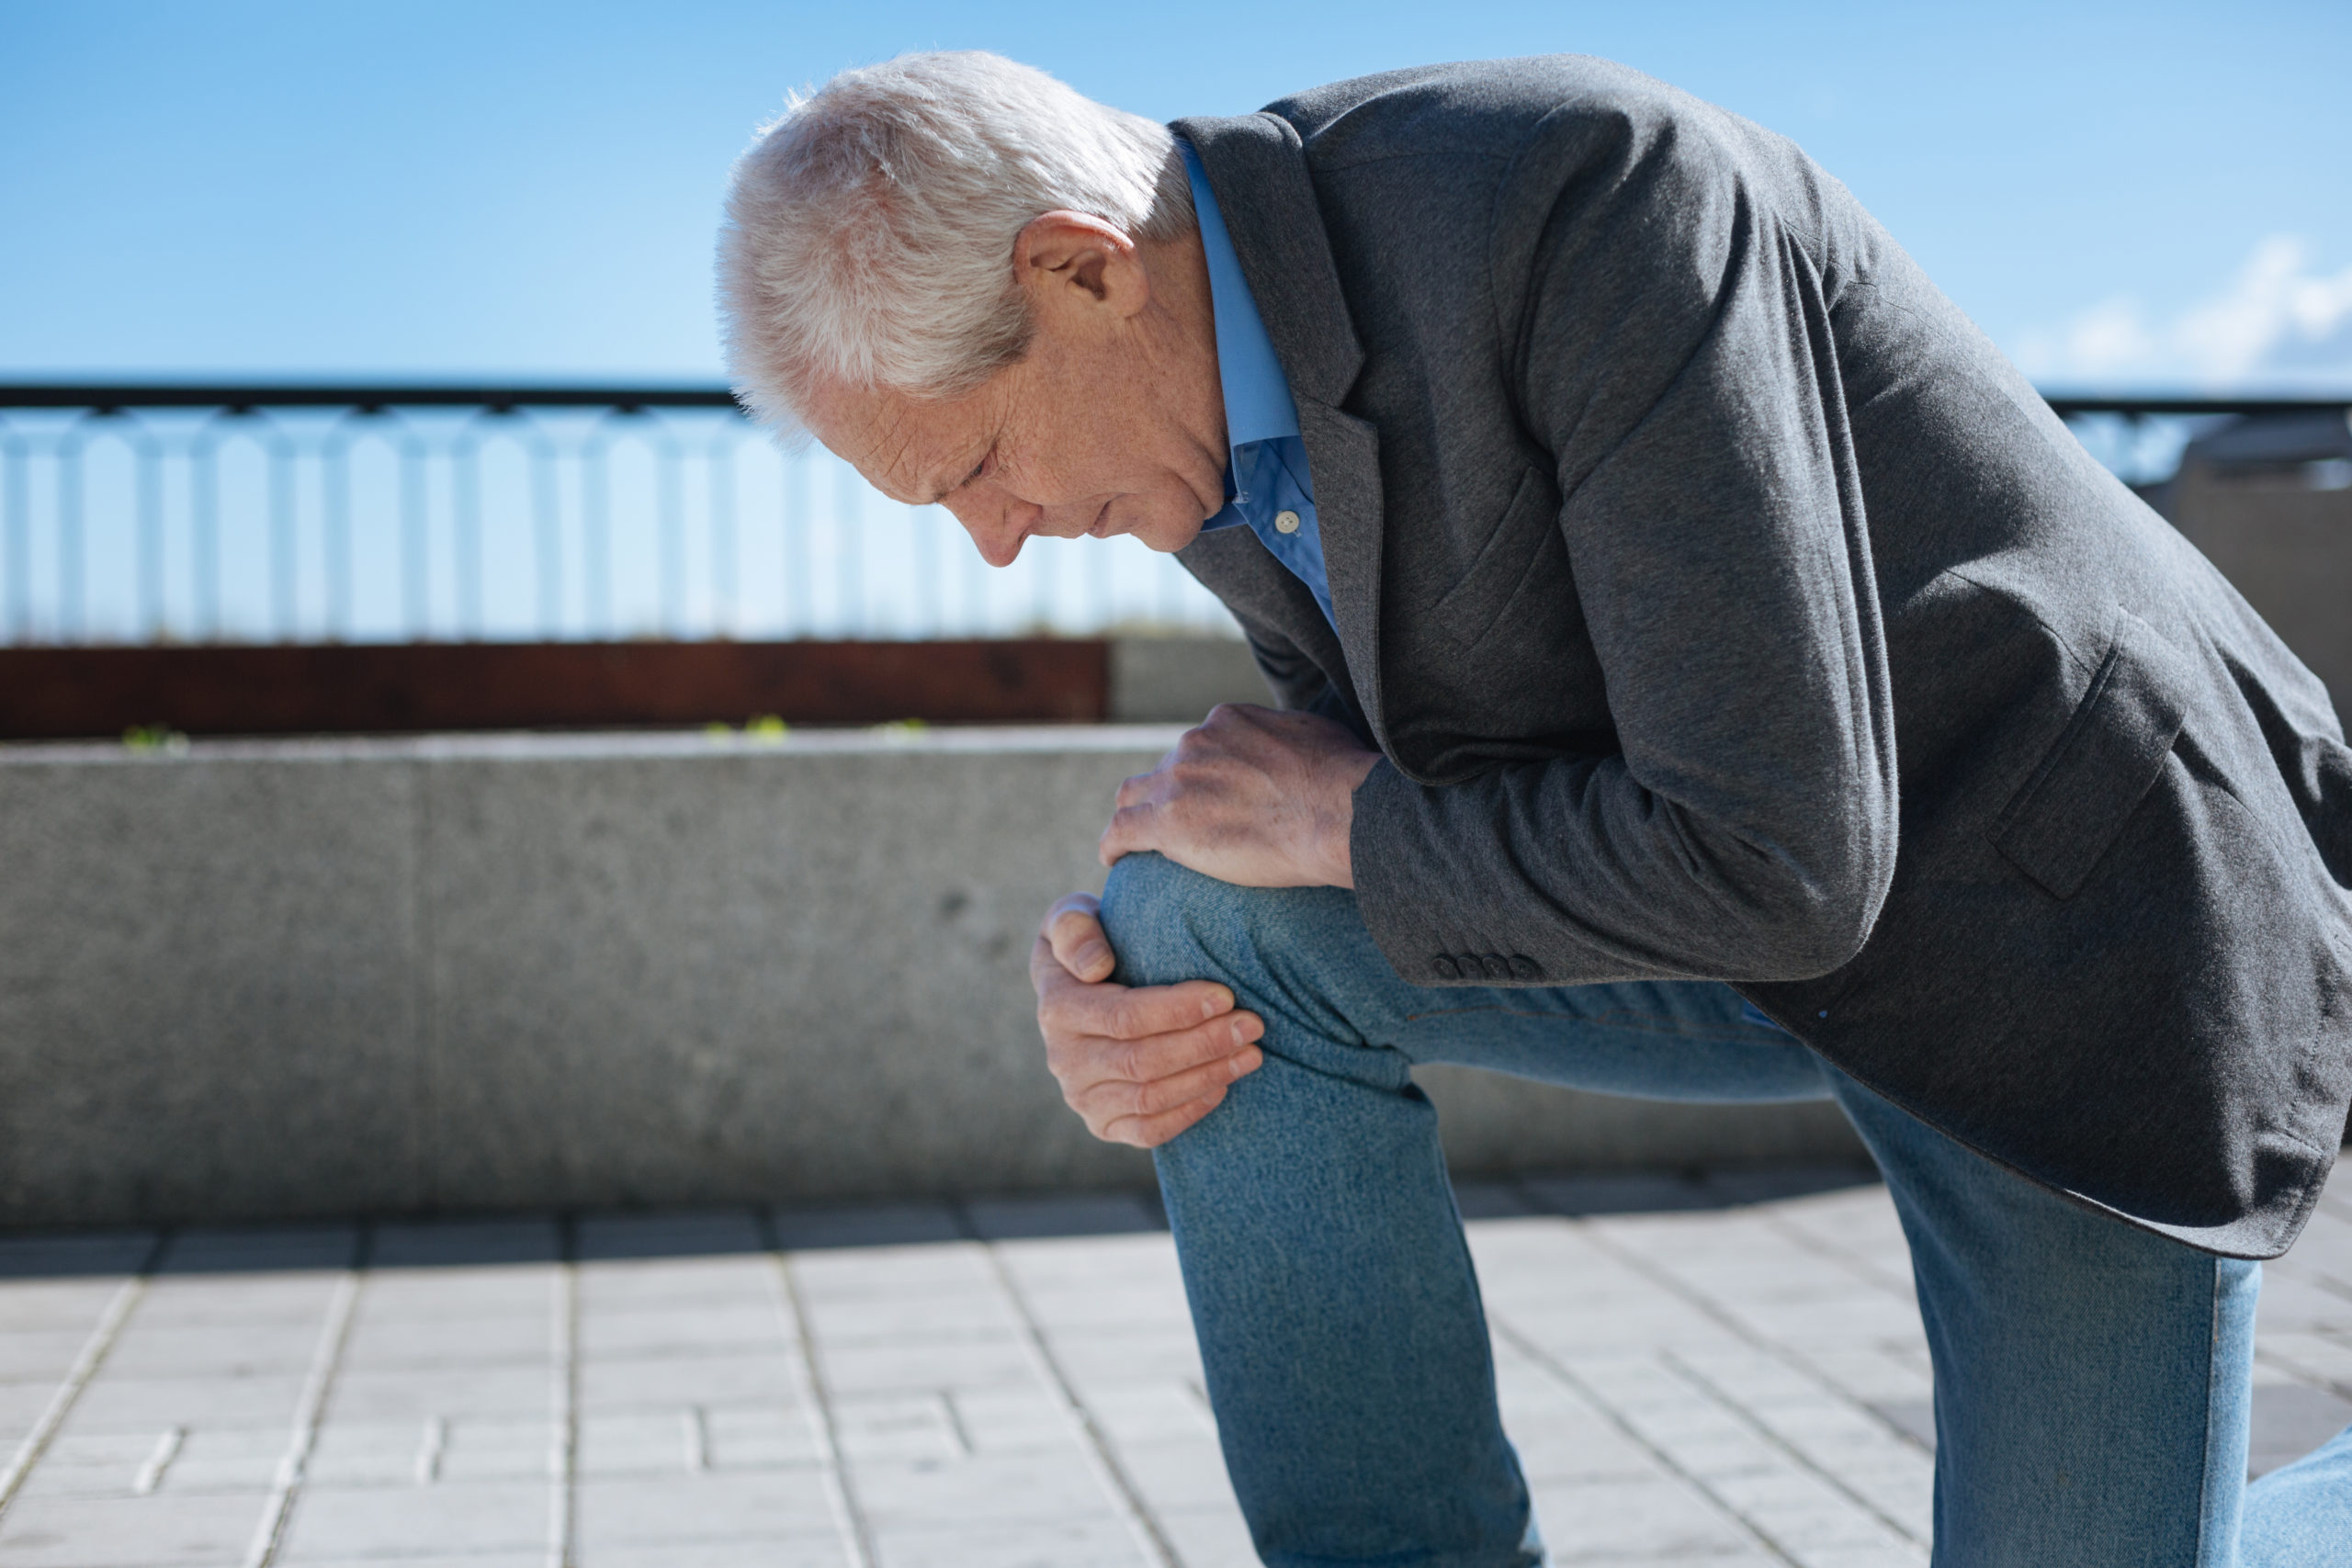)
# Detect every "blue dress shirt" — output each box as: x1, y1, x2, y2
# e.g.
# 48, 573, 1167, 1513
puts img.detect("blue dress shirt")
1179, 143, 1335, 633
